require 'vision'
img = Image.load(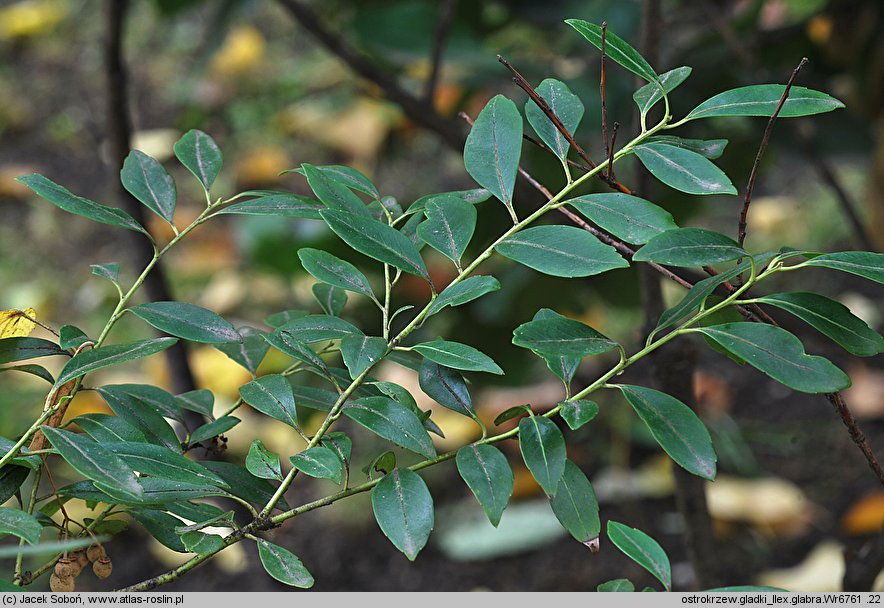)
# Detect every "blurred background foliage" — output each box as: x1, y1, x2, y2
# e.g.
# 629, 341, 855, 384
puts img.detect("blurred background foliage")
0, 0, 882, 591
